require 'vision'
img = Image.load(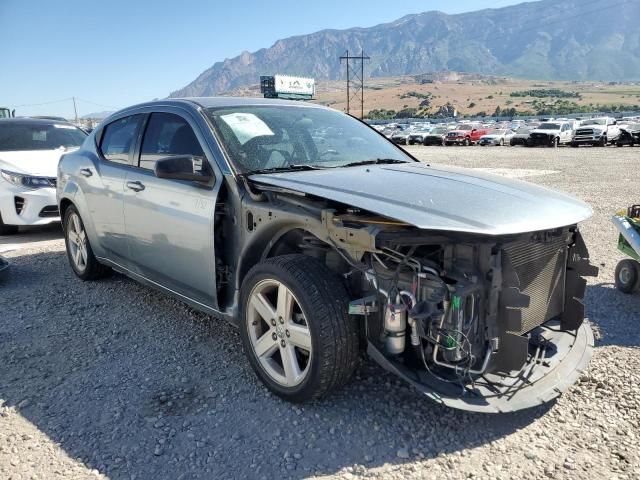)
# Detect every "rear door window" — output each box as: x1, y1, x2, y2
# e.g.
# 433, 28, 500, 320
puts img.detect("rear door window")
139, 113, 205, 171
99, 115, 144, 164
